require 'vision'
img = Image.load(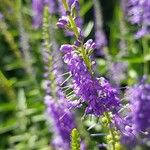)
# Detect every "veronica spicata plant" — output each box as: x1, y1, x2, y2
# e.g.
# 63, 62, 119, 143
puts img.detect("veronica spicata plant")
57, 0, 124, 149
